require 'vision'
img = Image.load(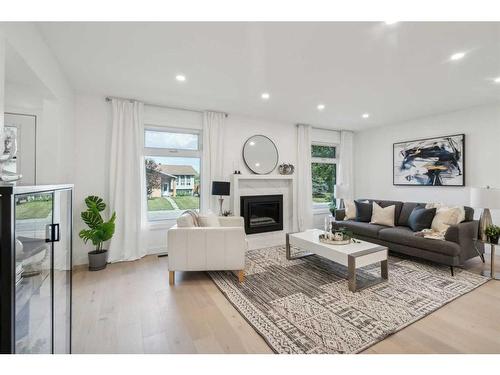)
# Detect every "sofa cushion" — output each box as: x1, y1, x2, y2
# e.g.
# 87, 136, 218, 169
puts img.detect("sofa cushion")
370, 202, 395, 227
375, 200, 403, 225
199, 213, 221, 227
378, 226, 460, 256
397, 202, 425, 227
344, 200, 356, 220
337, 220, 388, 239
464, 206, 474, 222
408, 207, 436, 232
354, 200, 372, 222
